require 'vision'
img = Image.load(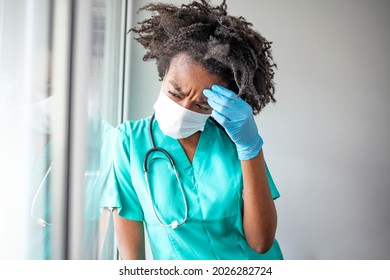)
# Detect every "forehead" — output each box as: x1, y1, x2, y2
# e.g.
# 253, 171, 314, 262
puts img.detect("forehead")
166, 54, 226, 90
